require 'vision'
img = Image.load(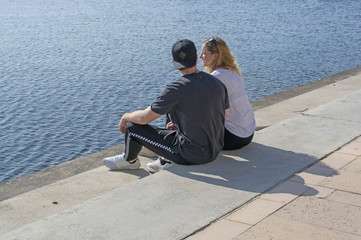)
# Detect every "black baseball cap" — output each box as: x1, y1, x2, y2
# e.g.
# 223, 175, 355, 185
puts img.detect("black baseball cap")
172, 39, 197, 69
